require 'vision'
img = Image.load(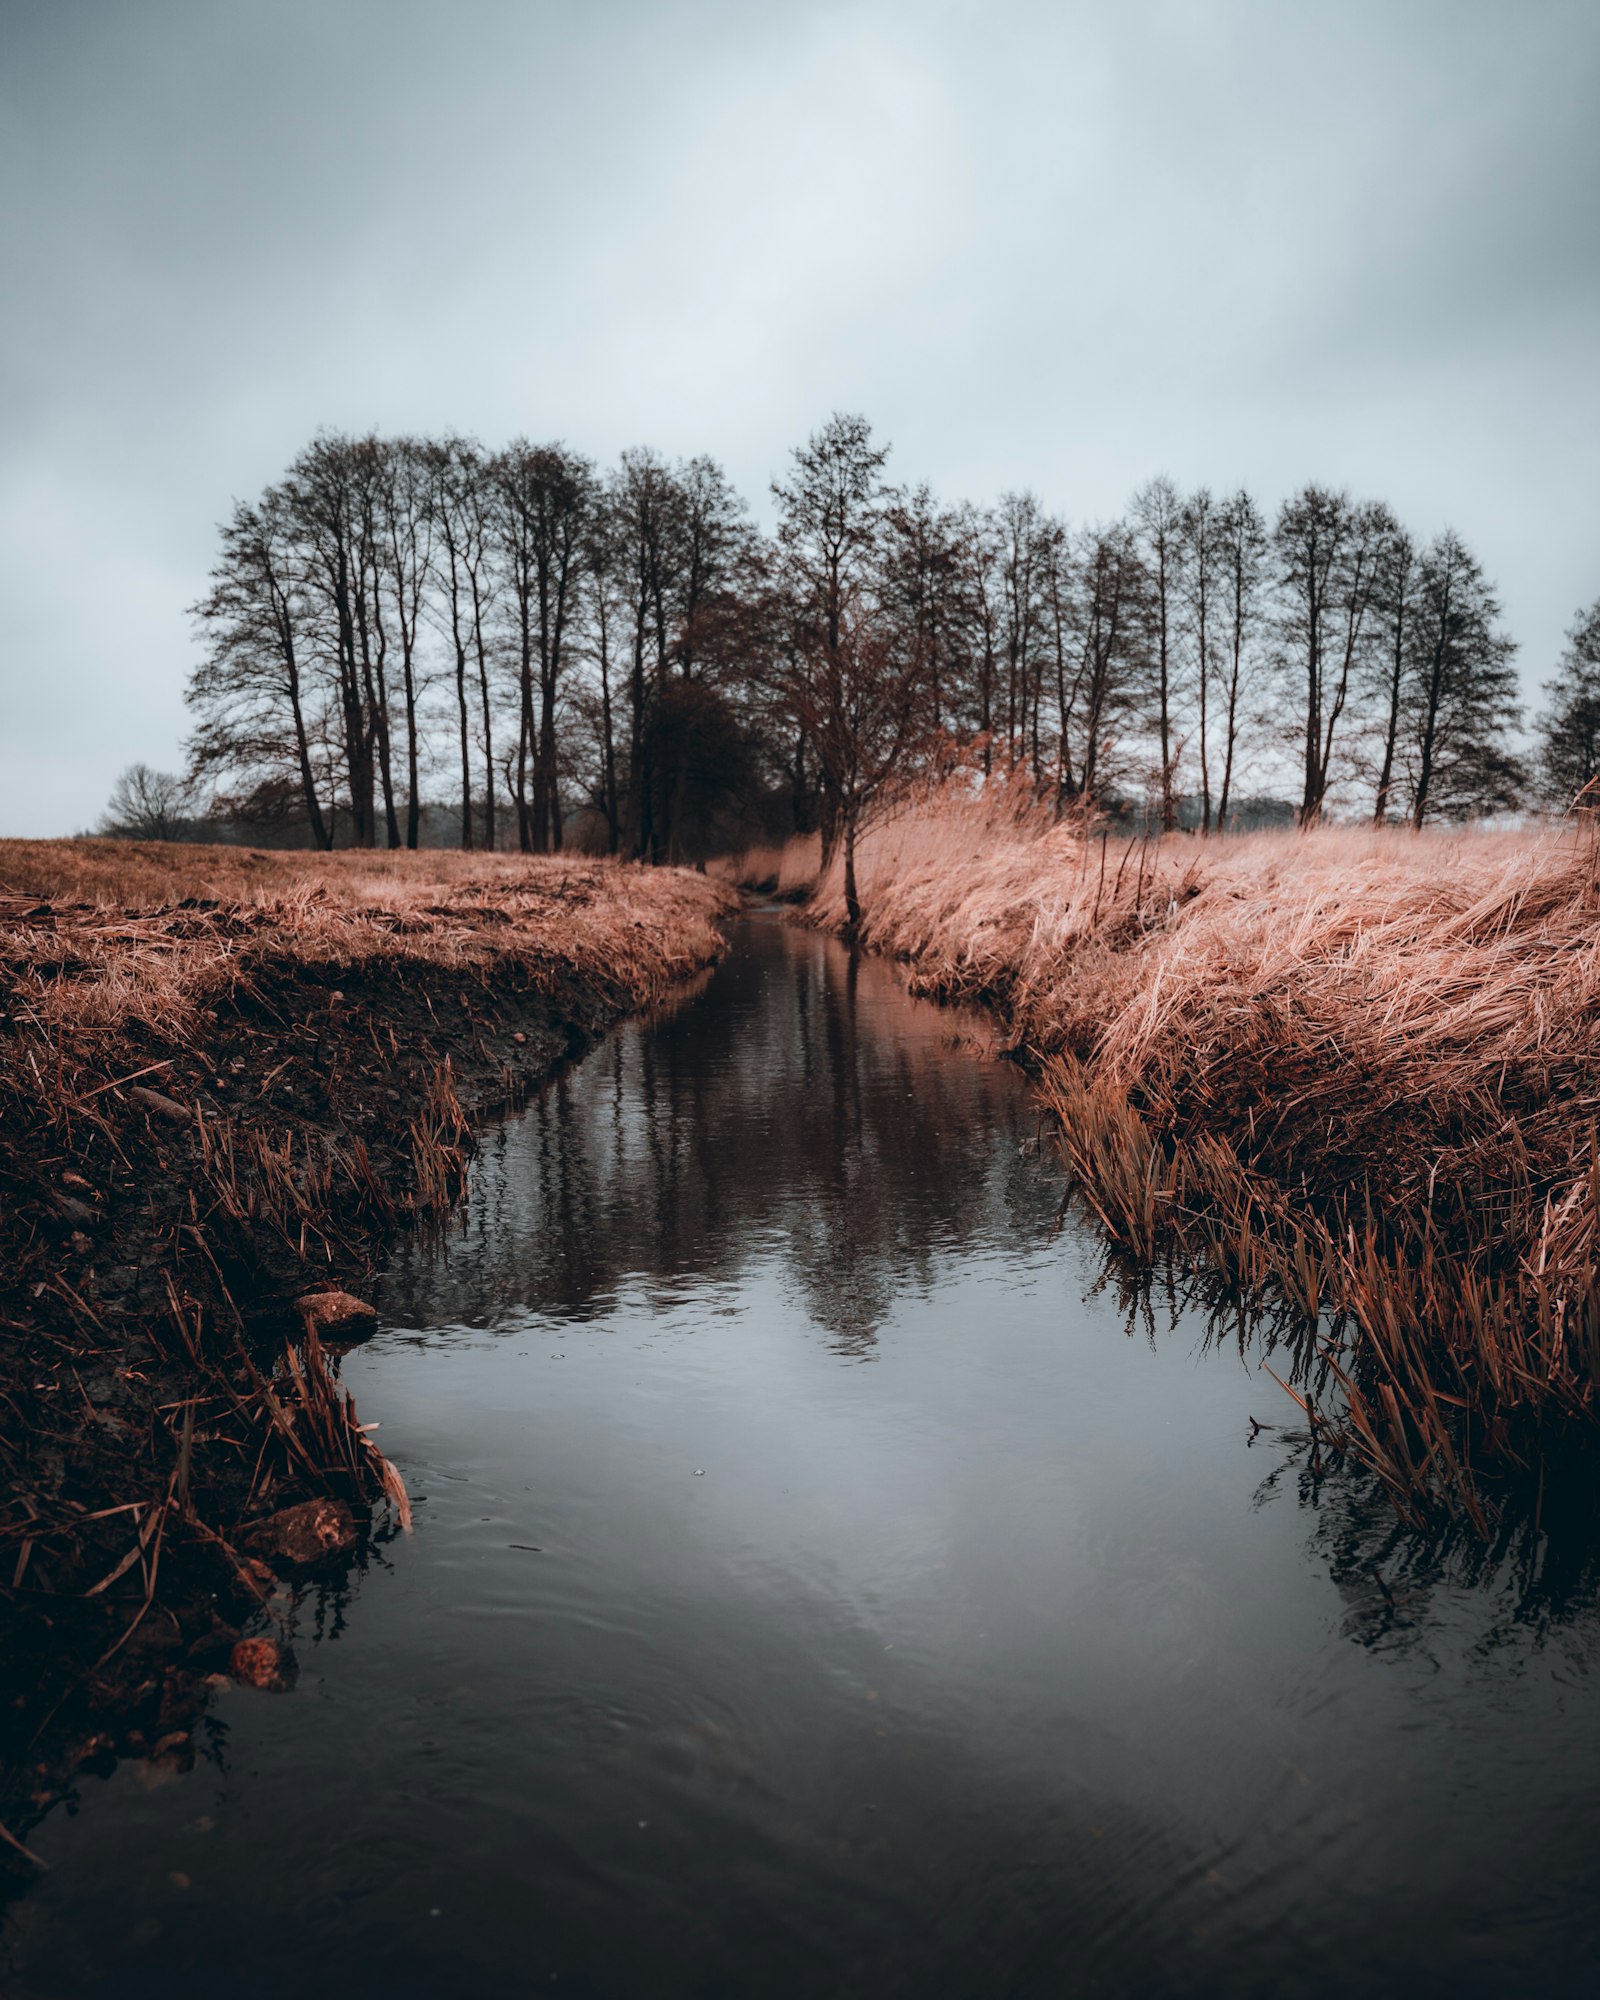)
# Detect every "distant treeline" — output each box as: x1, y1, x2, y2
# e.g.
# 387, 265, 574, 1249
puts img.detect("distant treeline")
134, 416, 1599, 863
